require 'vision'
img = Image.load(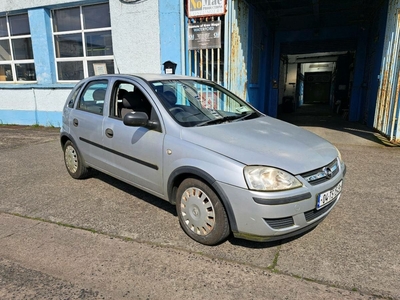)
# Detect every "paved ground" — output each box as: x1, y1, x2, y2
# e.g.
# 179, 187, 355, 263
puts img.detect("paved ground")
0, 117, 399, 299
